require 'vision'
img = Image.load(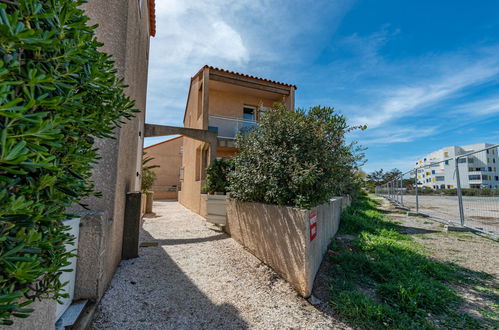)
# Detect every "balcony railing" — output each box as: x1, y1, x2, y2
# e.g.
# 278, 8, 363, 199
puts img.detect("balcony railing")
208, 115, 258, 139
